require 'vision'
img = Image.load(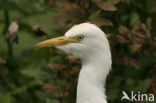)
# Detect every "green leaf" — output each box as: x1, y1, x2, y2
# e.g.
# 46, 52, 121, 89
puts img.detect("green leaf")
138, 79, 151, 92
130, 12, 141, 28
0, 1, 27, 14
91, 0, 118, 11
146, 17, 152, 30
0, 93, 11, 103
46, 98, 59, 103
20, 68, 43, 79
89, 10, 101, 19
